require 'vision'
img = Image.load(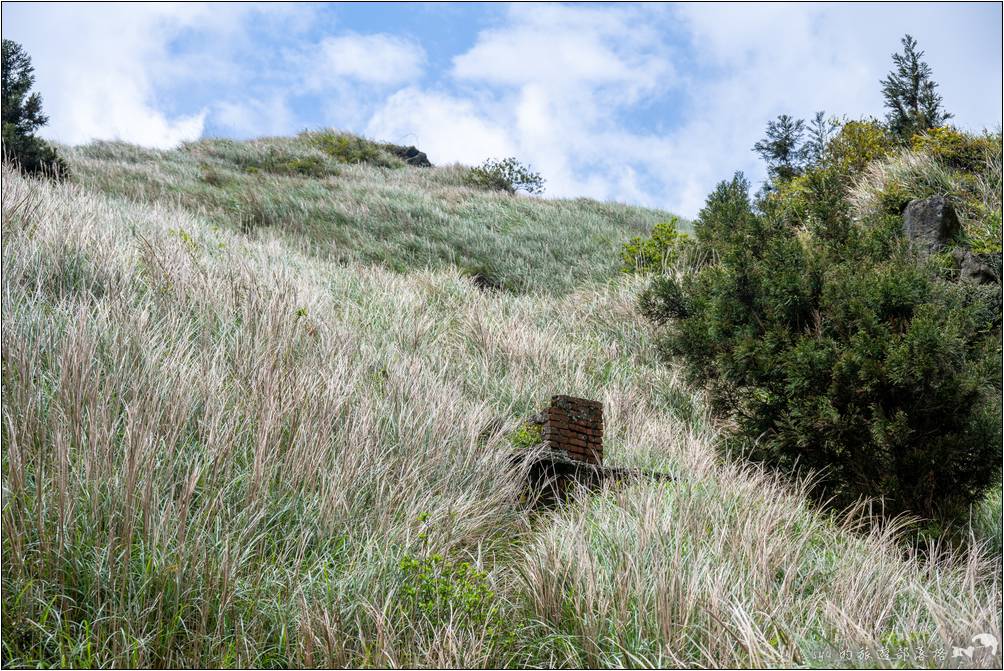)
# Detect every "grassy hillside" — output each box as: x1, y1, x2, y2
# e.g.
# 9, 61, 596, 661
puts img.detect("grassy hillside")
62, 132, 674, 295
2, 134, 1002, 668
